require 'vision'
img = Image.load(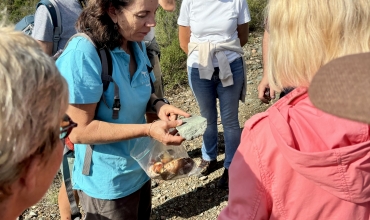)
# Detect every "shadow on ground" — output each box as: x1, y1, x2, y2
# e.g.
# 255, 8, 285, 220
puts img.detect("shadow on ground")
151, 176, 228, 219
